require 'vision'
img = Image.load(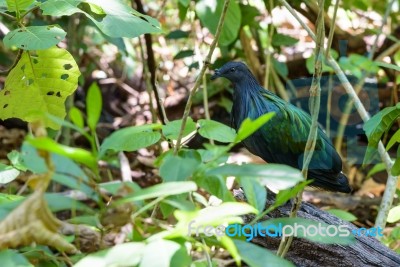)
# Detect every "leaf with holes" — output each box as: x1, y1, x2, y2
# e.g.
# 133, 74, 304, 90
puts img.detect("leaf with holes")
4, 25, 66, 50
40, 0, 161, 38
0, 46, 81, 129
